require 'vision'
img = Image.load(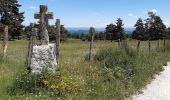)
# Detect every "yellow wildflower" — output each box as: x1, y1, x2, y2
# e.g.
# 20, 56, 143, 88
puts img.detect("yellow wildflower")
43, 80, 49, 85
50, 85, 58, 89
